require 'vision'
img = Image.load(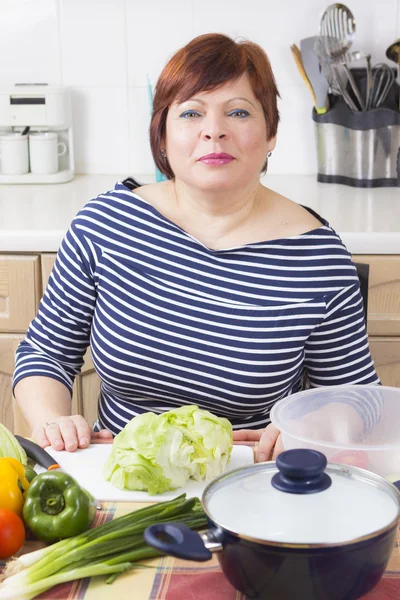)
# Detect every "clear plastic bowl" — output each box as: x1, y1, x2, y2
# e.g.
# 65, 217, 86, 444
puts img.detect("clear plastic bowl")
270, 385, 400, 481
